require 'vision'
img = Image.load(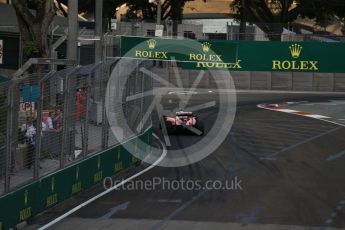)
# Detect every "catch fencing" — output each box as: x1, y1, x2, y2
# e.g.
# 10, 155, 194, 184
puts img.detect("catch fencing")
0, 58, 153, 196
0, 52, 153, 229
